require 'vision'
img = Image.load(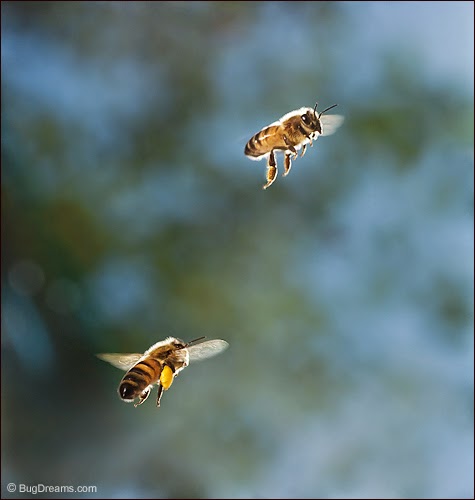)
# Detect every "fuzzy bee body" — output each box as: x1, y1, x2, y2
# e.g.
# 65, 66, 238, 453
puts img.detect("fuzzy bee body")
119, 355, 166, 403
245, 103, 344, 189
97, 337, 228, 408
